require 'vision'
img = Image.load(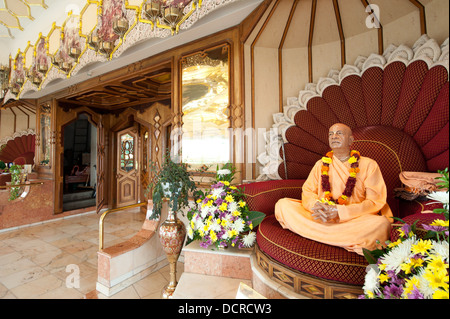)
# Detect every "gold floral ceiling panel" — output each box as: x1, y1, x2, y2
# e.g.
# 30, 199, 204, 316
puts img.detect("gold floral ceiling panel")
1, 0, 244, 102
0, 0, 47, 38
